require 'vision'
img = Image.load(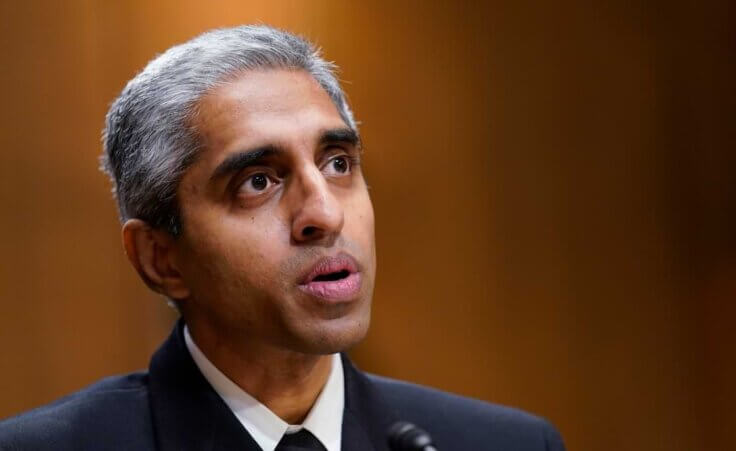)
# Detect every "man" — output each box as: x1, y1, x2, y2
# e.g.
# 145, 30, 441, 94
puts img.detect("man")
0, 25, 565, 450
